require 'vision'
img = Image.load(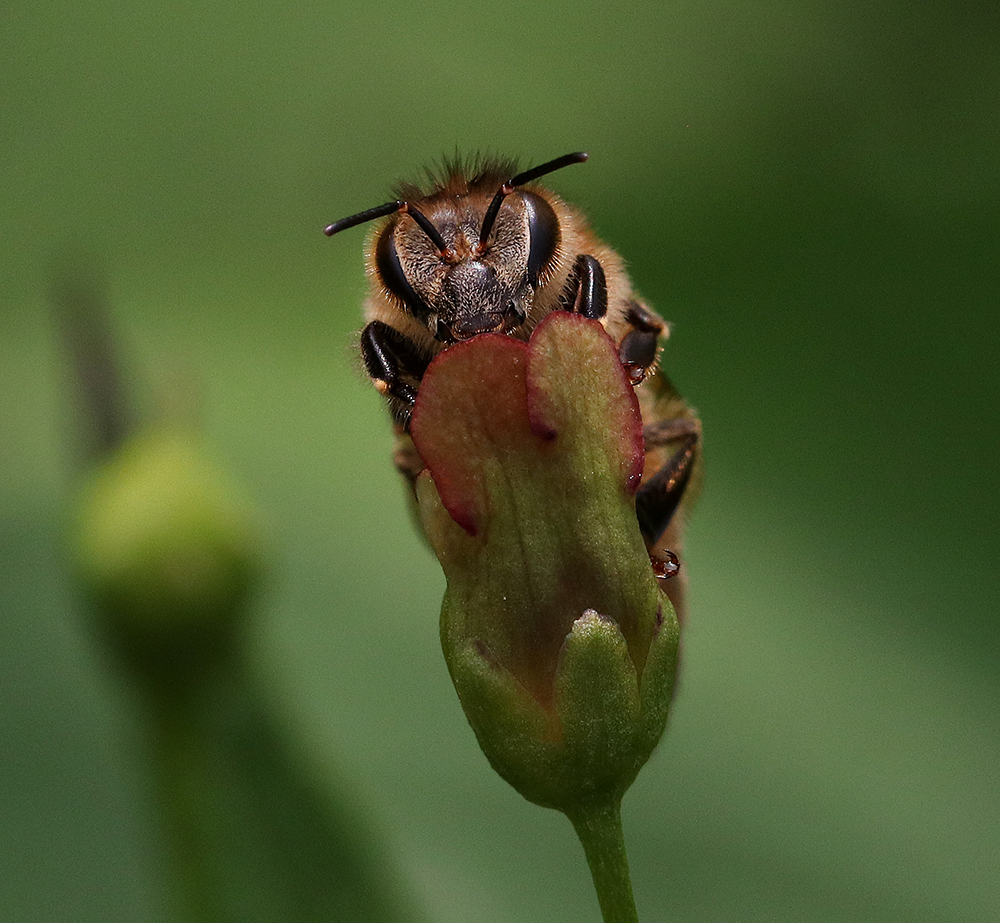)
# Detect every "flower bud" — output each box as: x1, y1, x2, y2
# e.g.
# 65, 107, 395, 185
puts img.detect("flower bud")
411, 312, 680, 813
71, 427, 262, 682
